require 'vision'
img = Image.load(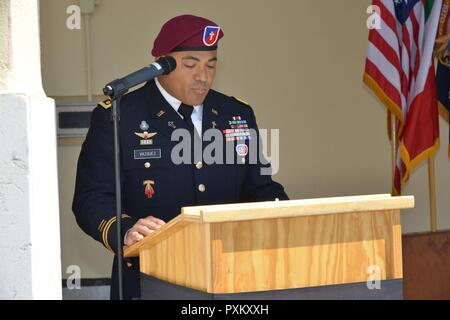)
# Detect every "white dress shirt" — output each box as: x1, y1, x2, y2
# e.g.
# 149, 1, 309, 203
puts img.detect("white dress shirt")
155, 78, 203, 136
